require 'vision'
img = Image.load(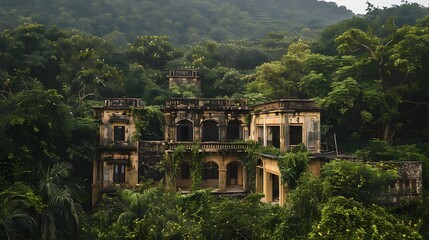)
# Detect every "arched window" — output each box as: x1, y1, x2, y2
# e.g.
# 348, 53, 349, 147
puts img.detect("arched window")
177, 120, 193, 142
203, 162, 219, 180
181, 162, 190, 180
202, 120, 219, 142
227, 119, 241, 141
227, 161, 243, 186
